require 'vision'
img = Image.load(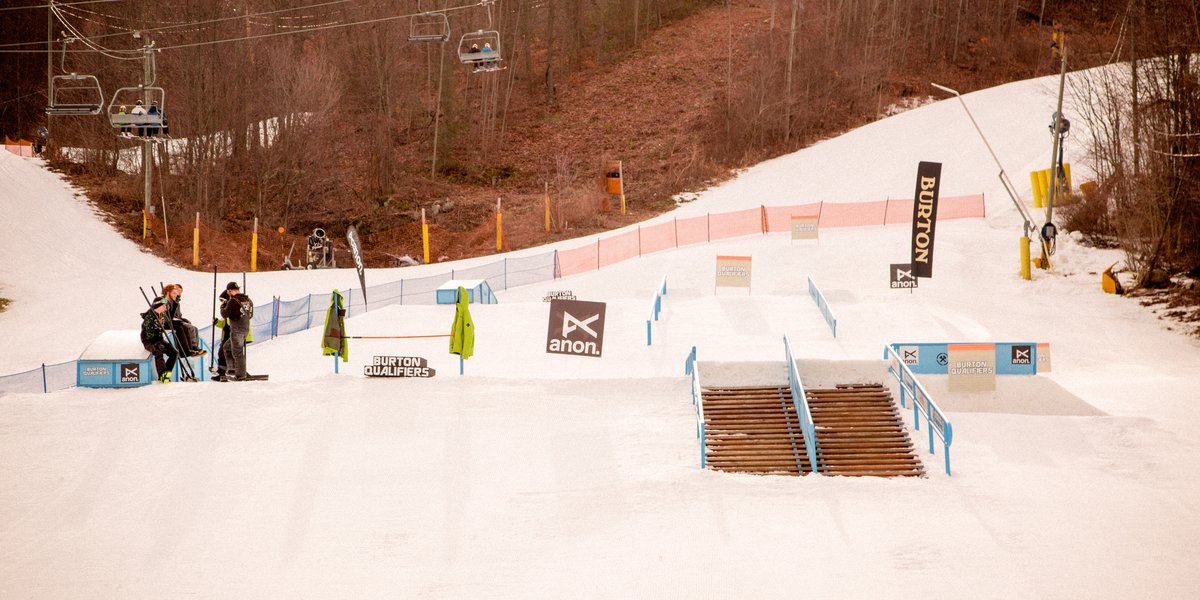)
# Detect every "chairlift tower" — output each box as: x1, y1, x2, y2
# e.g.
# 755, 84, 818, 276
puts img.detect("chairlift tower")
1040, 32, 1070, 269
